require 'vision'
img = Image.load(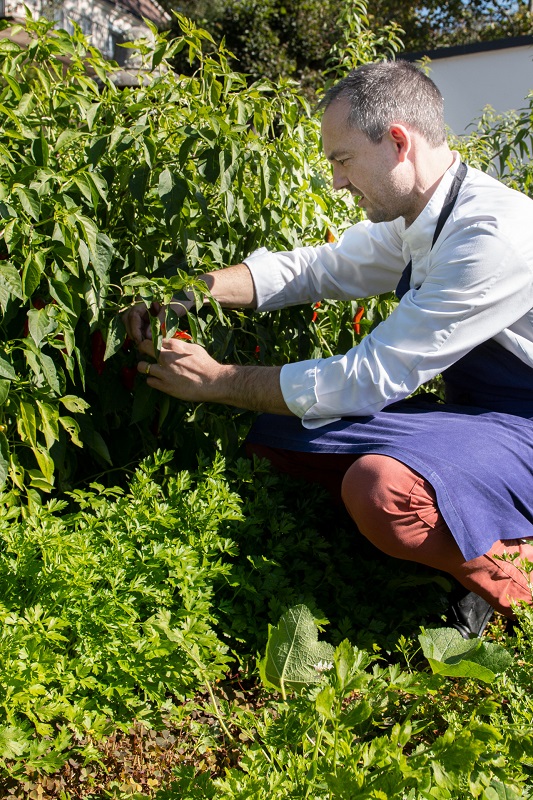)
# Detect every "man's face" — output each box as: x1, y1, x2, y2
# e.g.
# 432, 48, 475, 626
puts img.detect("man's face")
321, 98, 412, 224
